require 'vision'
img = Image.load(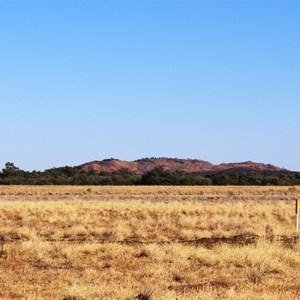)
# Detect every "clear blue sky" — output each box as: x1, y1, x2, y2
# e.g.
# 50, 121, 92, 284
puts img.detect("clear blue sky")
1, 1, 299, 171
